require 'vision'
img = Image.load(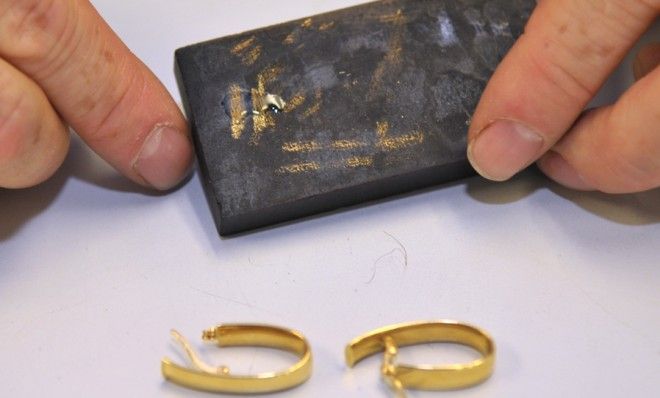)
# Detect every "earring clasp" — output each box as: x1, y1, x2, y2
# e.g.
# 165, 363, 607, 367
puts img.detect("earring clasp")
162, 324, 312, 394
345, 320, 495, 397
